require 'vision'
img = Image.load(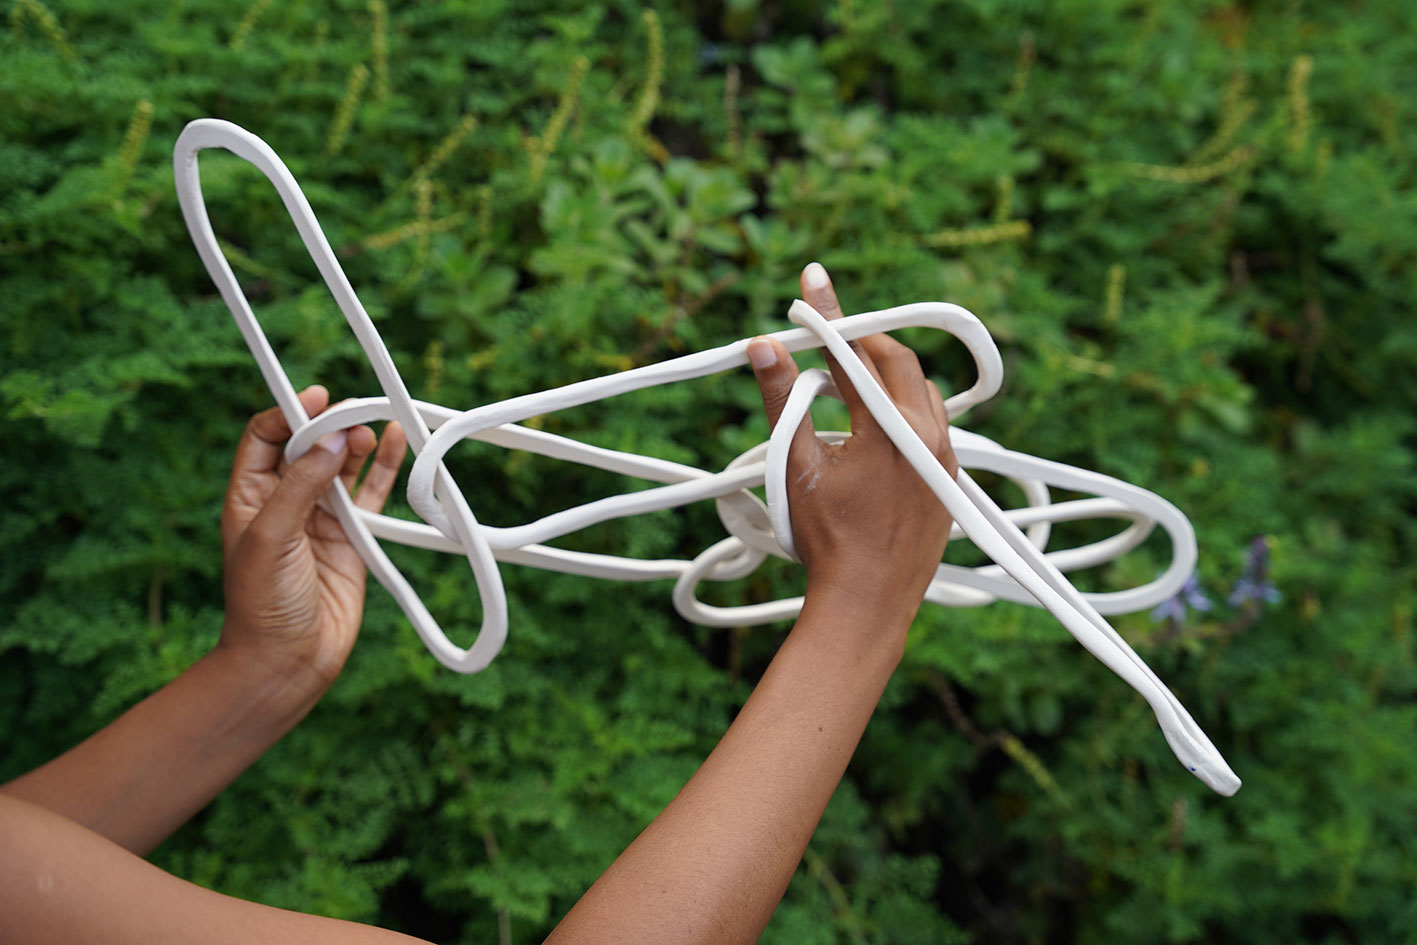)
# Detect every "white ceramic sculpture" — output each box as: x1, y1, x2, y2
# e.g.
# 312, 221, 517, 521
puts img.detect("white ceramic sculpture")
173, 119, 1240, 795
